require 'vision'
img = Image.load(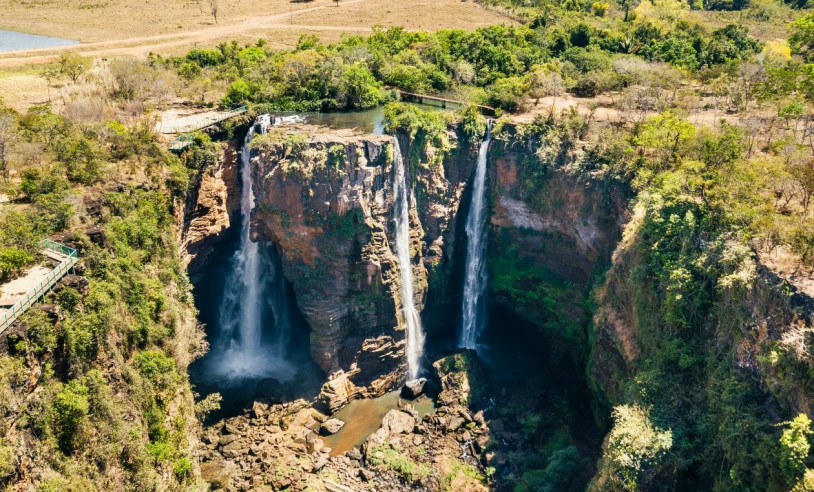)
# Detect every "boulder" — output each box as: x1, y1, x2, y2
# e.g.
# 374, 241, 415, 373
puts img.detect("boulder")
365, 410, 416, 448
218, 434, 240, 447
401, 378, 427, 399
201, 458, 234, 488
305, 432, 324, 454
359, 468, 376, 482
320, 418, 346, 435
446, 416, 465, 433
312, 455, 329, 472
